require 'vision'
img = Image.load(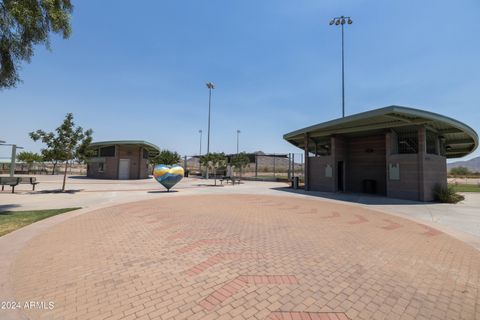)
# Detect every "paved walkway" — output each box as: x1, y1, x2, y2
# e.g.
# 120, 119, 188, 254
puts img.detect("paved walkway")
4, 194, 480, 320
2, 176, 480, 249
